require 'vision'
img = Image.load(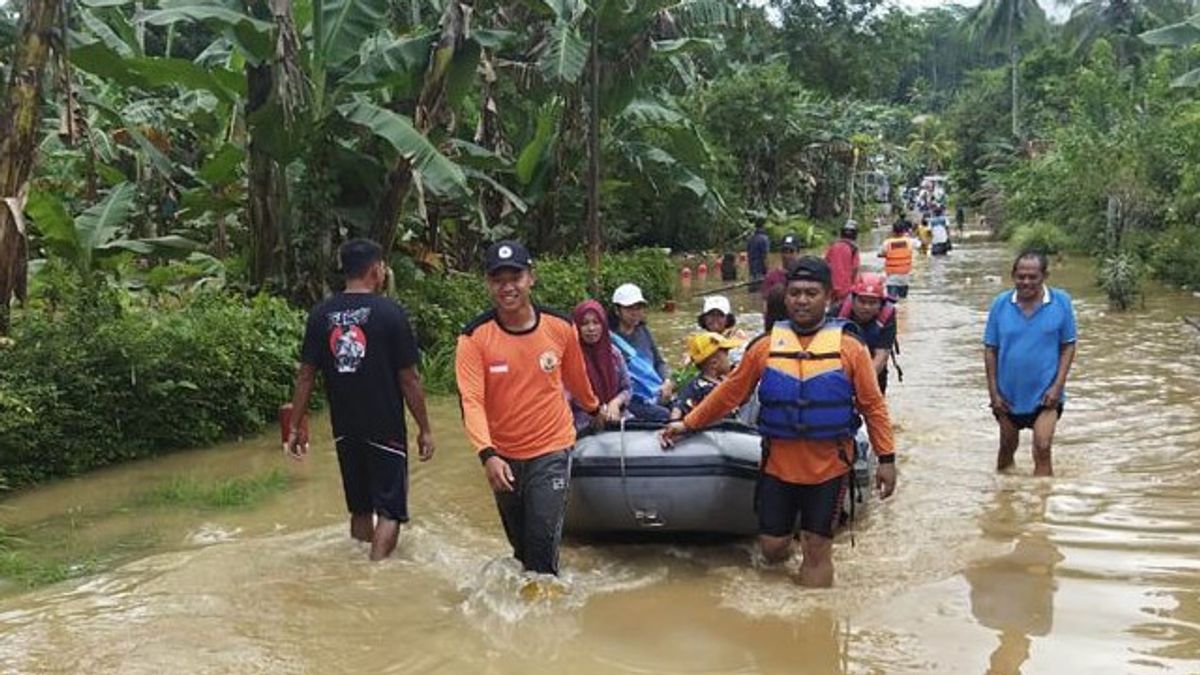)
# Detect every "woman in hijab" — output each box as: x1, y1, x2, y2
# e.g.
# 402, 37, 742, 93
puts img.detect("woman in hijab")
571, 300, 631, 431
